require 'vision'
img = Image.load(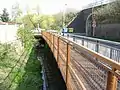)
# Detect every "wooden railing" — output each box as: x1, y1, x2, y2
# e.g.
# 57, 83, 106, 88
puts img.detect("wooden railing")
42, 31, 120, 90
